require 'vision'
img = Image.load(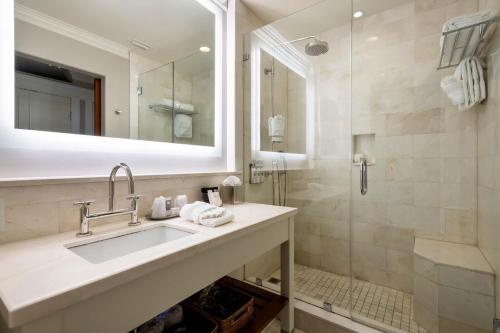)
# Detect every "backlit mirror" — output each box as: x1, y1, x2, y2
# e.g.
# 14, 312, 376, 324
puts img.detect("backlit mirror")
246, 27, 311, 156
259, 49, 307, 154
14, 0, 218, 147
